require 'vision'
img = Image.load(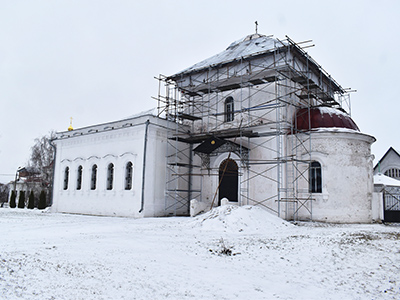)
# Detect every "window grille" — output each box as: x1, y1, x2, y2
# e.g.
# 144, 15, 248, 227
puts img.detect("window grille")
63, 167, 69, 190
125, 162, 133, 190
107, 163, 114, 190
384, 168, 400, 179
225, 97, 234, 122
76, 166, 83, 190
309, 161, 322, 193
91, 165, 97, 190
